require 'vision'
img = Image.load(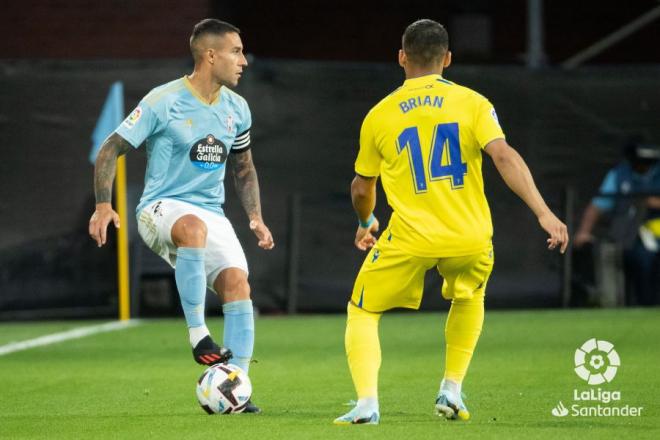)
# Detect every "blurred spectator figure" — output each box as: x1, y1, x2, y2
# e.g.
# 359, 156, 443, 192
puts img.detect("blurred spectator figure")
574, 140, 660, 305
